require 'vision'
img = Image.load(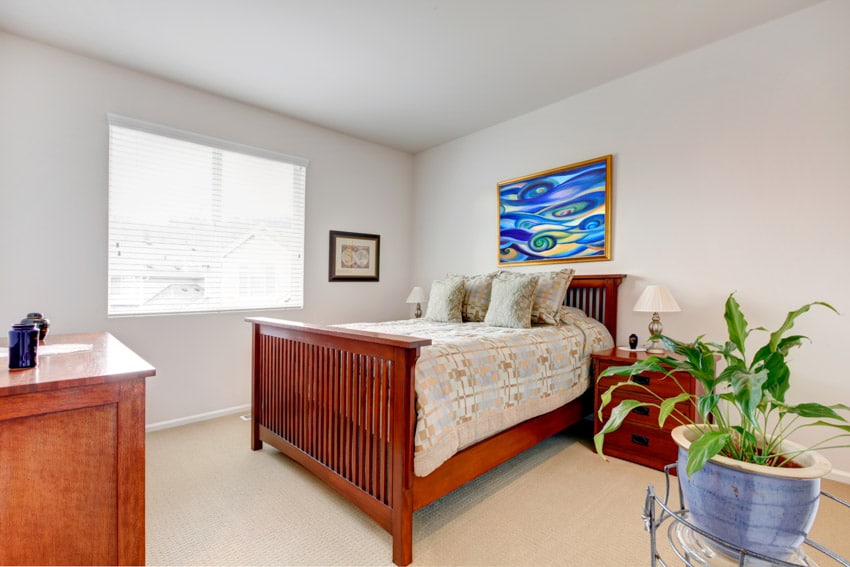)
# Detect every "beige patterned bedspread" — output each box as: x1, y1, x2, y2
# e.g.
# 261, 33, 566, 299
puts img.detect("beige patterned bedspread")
340, 311, 613, 477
